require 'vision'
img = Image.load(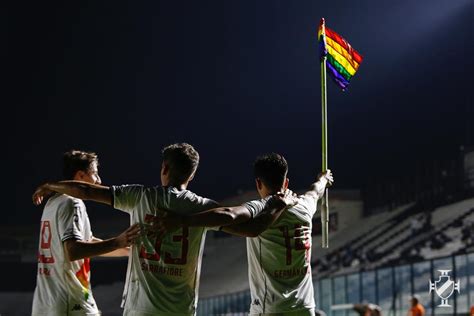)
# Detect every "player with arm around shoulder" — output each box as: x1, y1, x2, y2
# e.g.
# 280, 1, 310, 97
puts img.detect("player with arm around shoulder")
33, 143, 286, 316
154, 153, 333, 316
32, 150, 140, 316
225, 153, 332, 316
